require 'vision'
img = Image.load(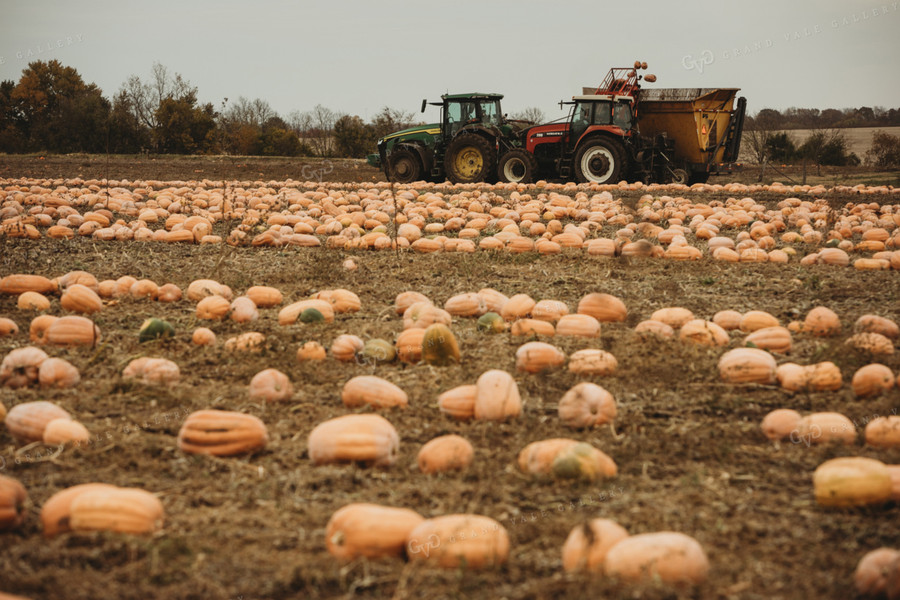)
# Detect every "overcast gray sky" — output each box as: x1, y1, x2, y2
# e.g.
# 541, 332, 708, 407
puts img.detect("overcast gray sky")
1, 0, 897, 124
